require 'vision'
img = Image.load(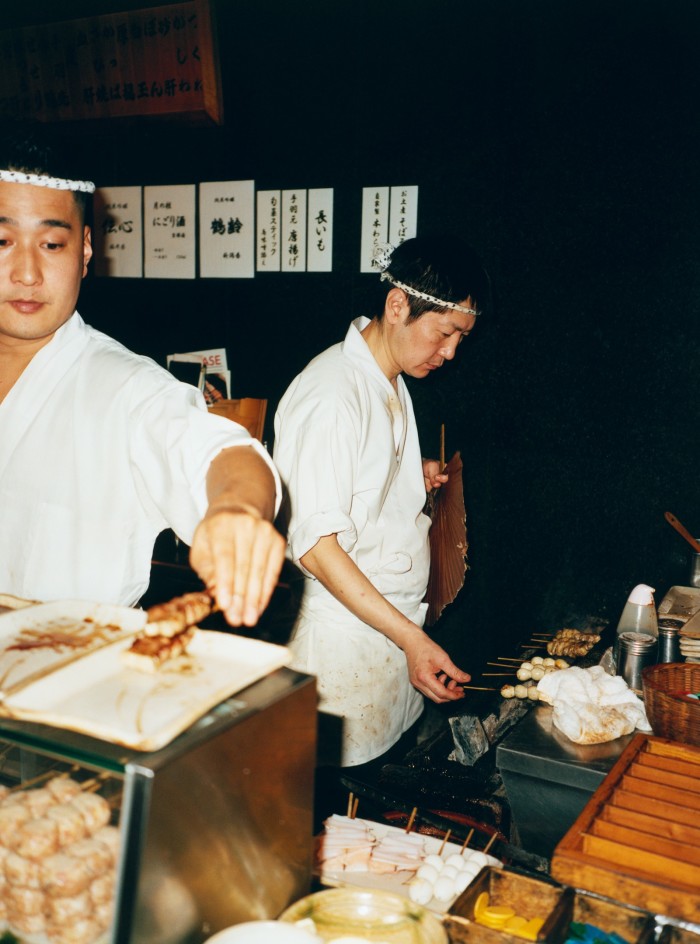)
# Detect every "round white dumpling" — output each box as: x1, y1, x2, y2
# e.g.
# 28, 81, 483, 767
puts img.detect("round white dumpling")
467, 851, 490, 869
453, 869, 473, 894
408, 877, 434, 905
440, 865, 459, 880
423, 853, 444, 872
415, 863, 439, 884
432, 874, 456, 902
445, 853, 467, 870
459, 859, 482, 878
